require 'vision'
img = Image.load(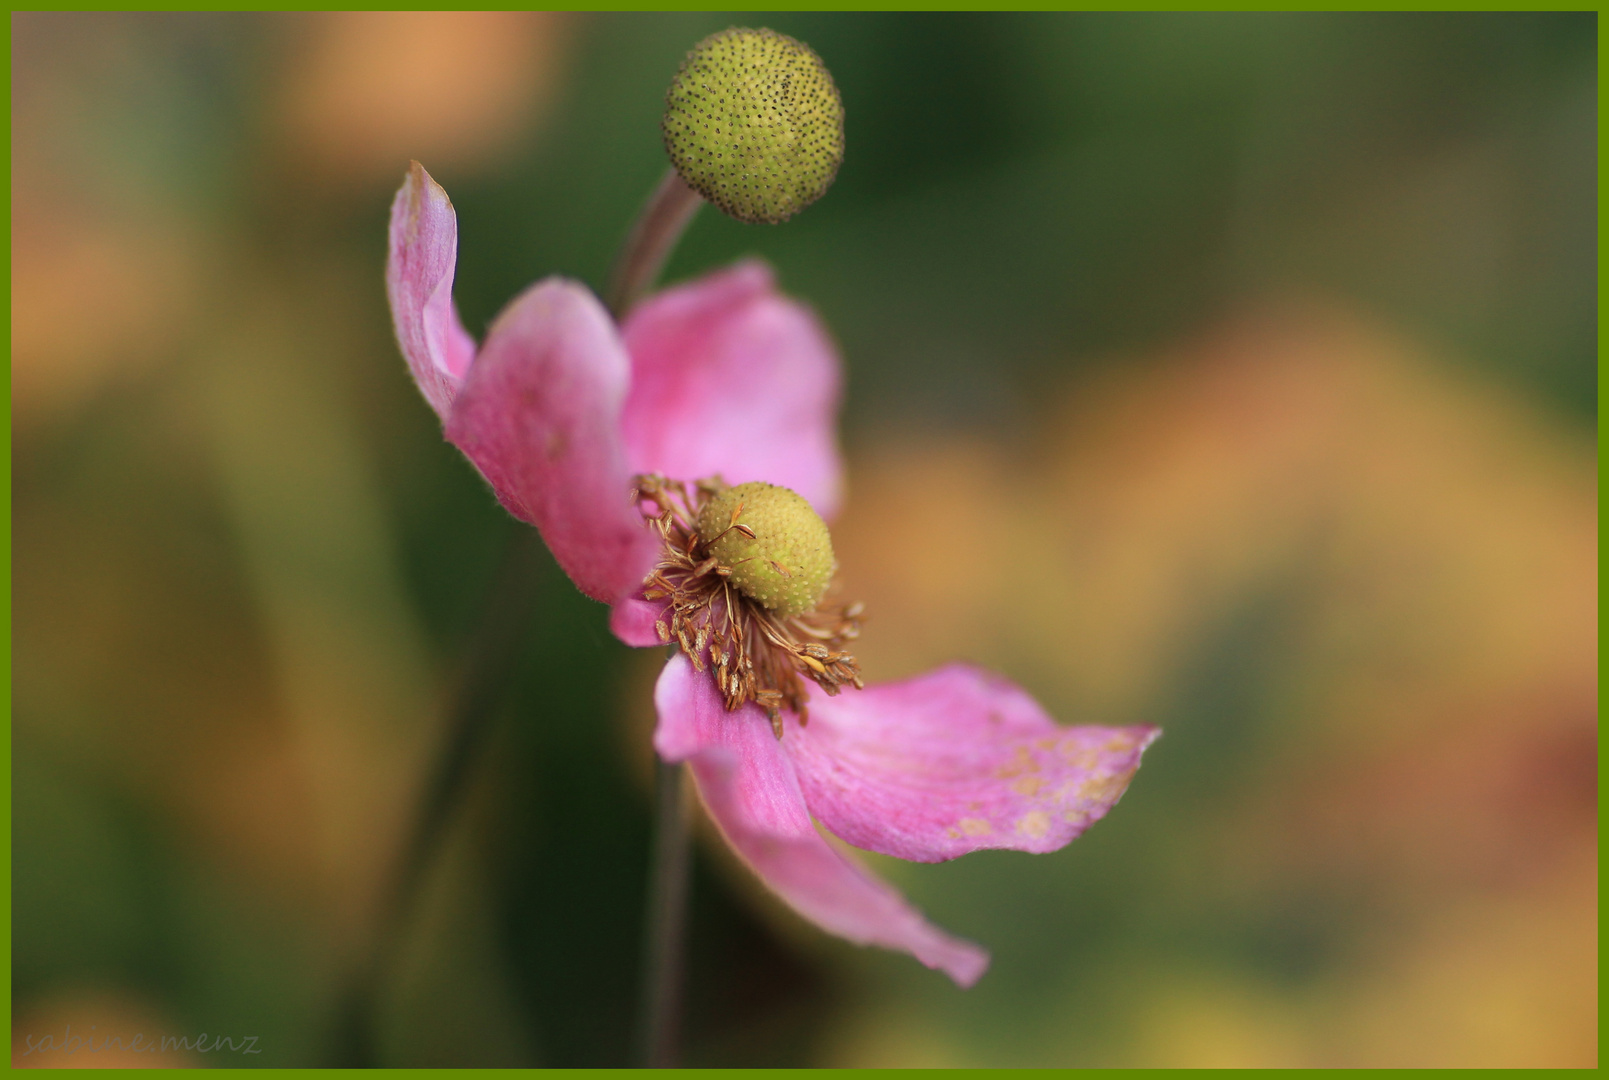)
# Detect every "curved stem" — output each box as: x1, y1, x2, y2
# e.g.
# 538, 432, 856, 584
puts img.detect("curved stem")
606, 168, 705, 320
329, 528, 545, 1066
636, 754, 693, 1067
